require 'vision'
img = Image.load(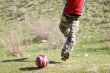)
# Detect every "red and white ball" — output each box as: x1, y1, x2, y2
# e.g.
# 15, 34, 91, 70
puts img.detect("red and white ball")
36, 55, 49, 68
